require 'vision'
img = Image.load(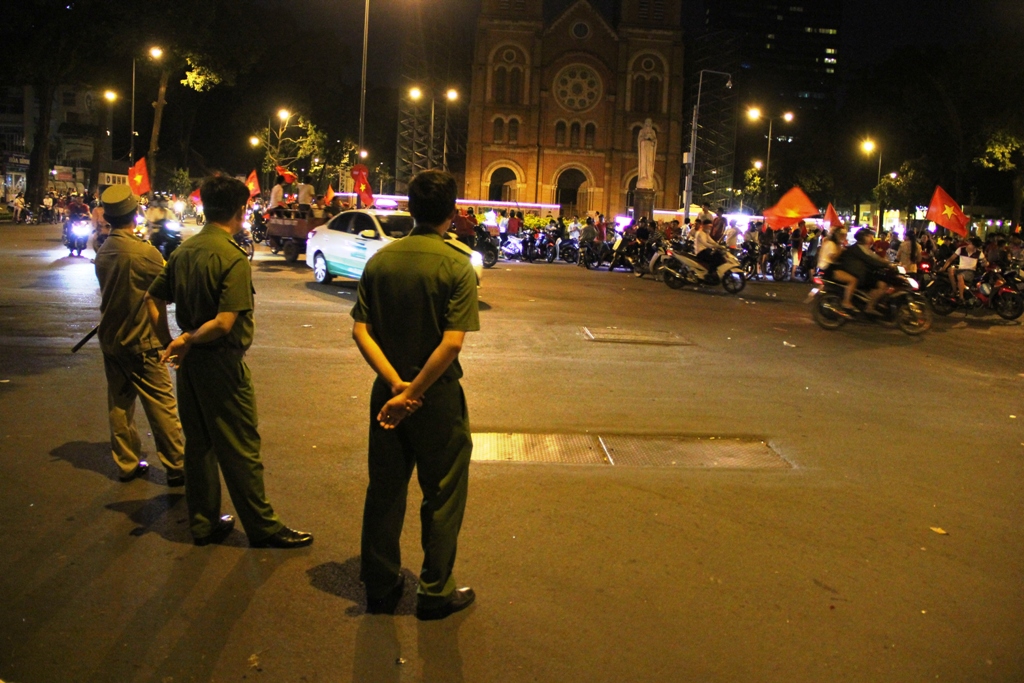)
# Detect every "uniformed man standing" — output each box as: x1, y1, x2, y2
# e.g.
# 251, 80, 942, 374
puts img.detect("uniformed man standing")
94, 186, 185, 484
351, 170, 479, 620
146, 175, 312, 549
